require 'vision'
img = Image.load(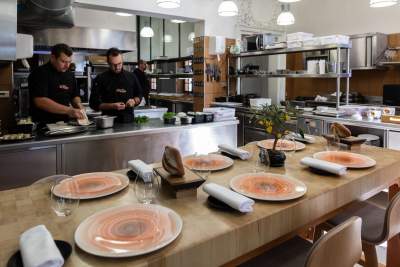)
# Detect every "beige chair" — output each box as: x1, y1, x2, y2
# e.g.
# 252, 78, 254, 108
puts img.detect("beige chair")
315, 191, 400, 267
239, 216, 362, 267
